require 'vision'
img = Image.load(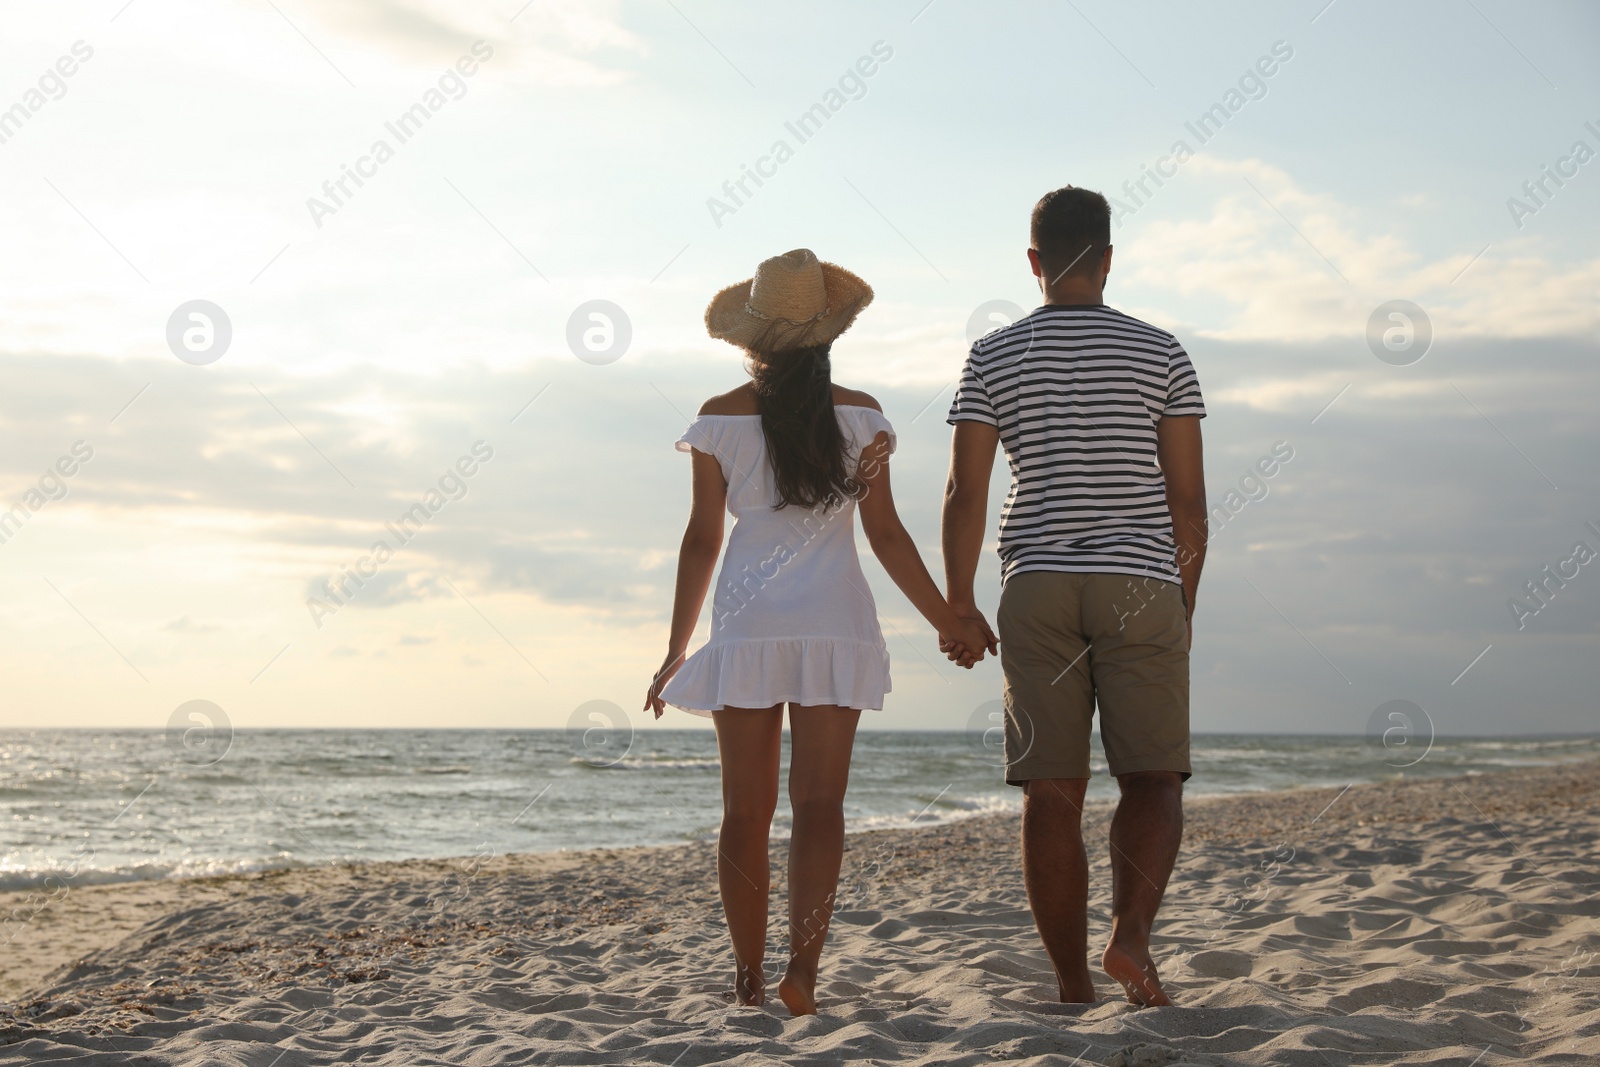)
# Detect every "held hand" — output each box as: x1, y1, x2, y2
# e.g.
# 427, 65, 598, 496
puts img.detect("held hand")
940, 617, 995, 669
964, 609, 999, 656
940, 607, 998, 660
942, 639, 977, 668
643, 649, 686, 719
